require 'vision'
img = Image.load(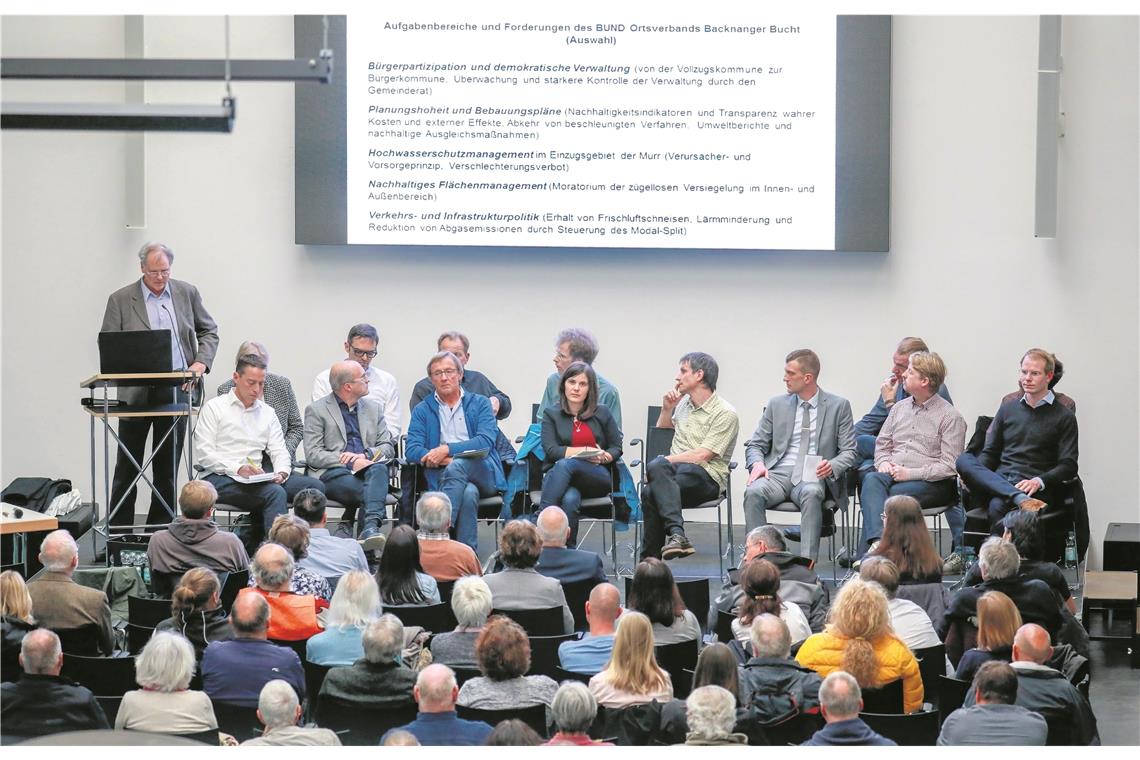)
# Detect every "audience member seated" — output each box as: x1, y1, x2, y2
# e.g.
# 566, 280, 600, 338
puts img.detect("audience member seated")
310, 323, 402, 436
802, 671, 896, 746
26, 529, 113, 655
738, 614, 823, 725
964, 623, 1098, 745
535, 506, 607, 584
484, 520, 574, 634
457, 615, 558, 710
384, 663, 493, 746
544, 681, 614, 745
250, 515, 332, 600
155, 567, 233, 660
242, 678, 341, 746
414, 491, 482, 582
537, 327, 623, 428
941, 538, 1063, 662
955, 590, 1020, 681
660, 643, 742, 743
0, 628, 109, 738
861, 495, 942, 582
730, 558, 812, 648
239, 542, 327, 641
147, 480, 250, 579
201, 591, 305, 707
318, 614, 417, 709
1, 570, 37, 680
964, 509, 1077, 613
538, 363, 623, 547
115, 631, 218, 735
305, 570, 381, 666
410, 331, 512, 419
382, 729, 421, 746
292, 488, 369, 577
1001, 356, 1076, 411
939, 661, 1047, 745
685, 685, 748, 745
589, 611, 673, 708
628, 557, 702, 646
796, 577, 923, 713
711, 526, 828, 633
859, 557, 941, 652
485, 718, 545, 745
429, 575, 492, 668
377, 524, 441, 607
558, 582, 621, 675
406, 350, 506, 551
